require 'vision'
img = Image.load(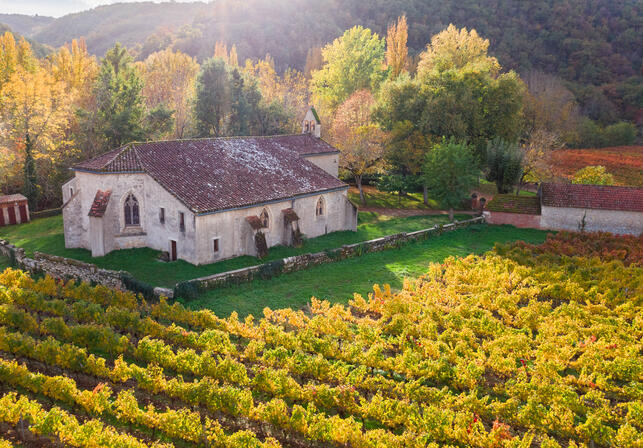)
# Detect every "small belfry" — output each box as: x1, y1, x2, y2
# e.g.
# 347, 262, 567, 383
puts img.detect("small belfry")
302, 106, 321, 138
